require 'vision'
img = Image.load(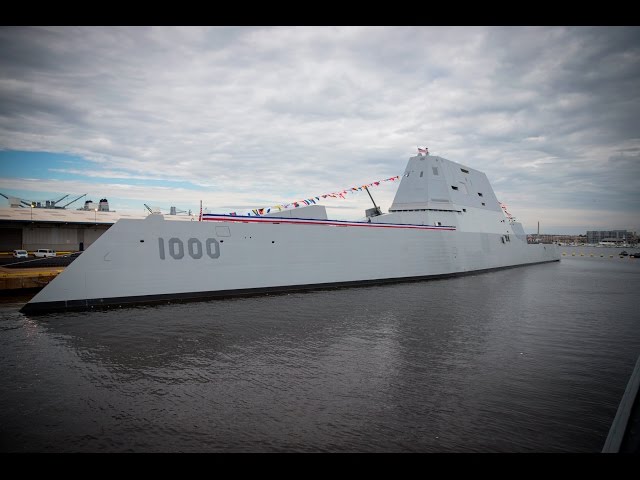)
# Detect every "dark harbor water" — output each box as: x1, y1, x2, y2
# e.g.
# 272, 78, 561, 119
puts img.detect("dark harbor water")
1, 247, 639, 452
